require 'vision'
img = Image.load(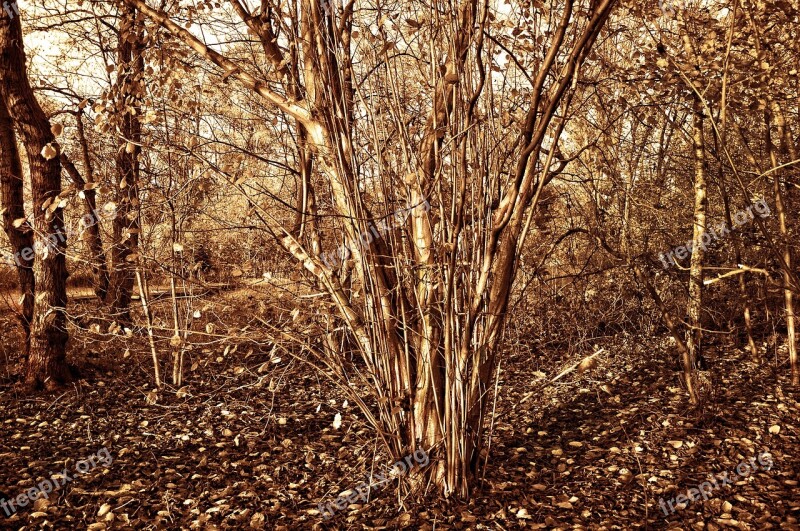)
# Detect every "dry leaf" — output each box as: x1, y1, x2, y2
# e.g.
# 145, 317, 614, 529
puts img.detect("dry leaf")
41, 143, 58, 160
